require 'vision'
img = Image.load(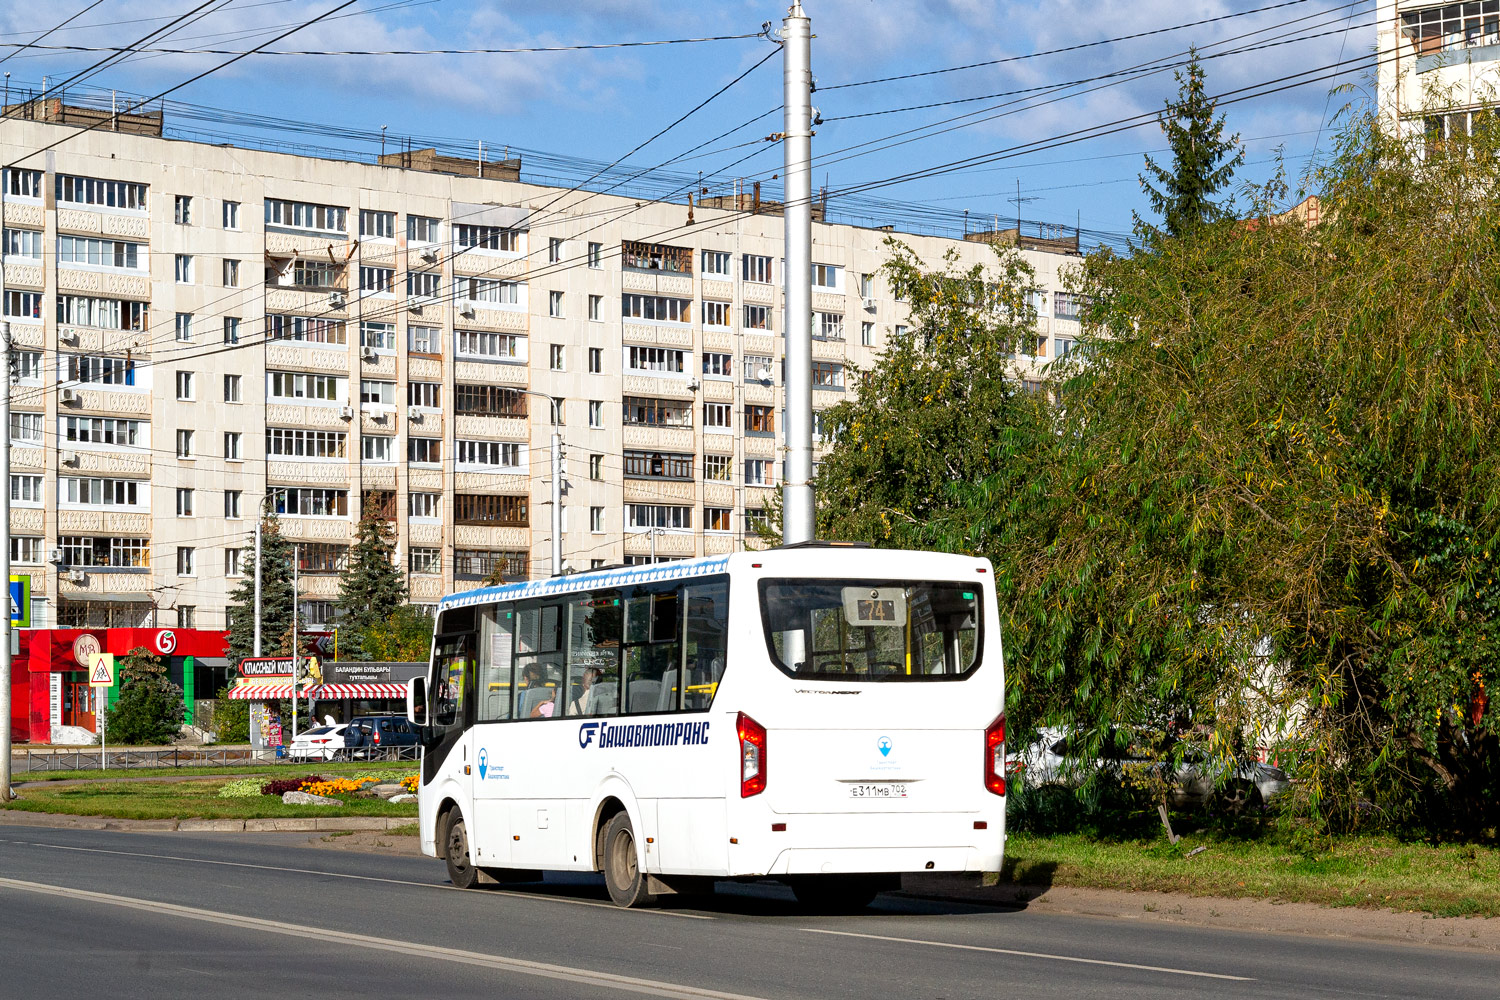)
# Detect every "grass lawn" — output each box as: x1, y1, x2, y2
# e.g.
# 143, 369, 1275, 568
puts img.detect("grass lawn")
17, 761, 415, 783
0, 777, 419, 821
1000, 832, 1500, 917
